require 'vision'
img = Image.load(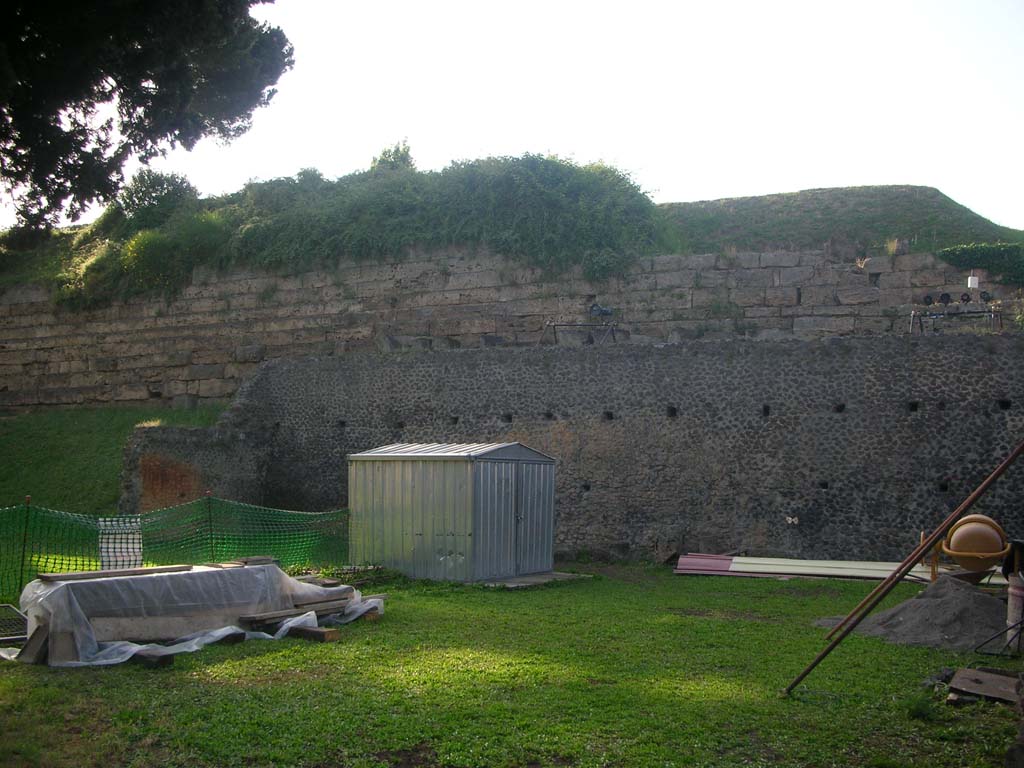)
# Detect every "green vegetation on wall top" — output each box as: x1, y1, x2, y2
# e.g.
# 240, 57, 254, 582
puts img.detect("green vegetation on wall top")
936, 242, 1024, 287
1, 153, 678, 307
2, 157, 1023, 309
